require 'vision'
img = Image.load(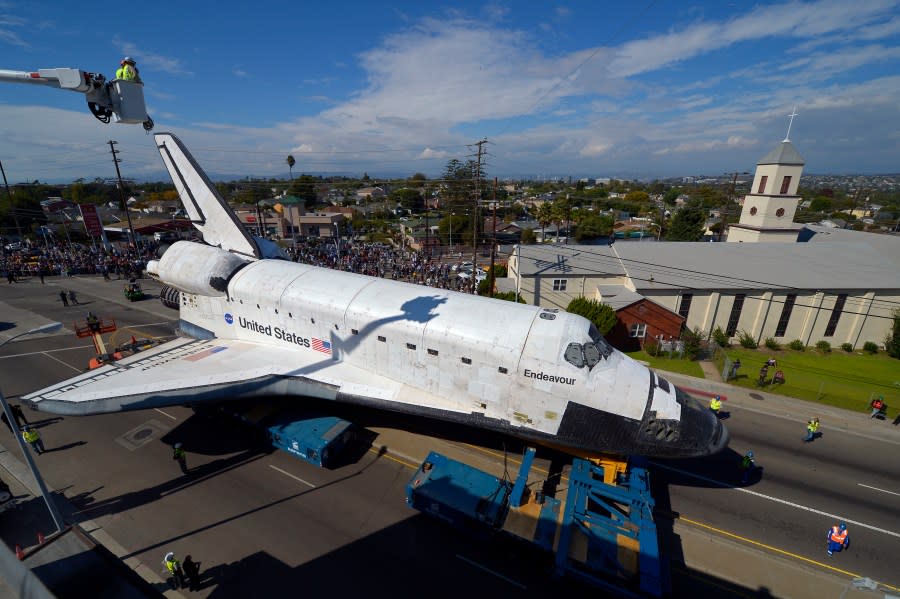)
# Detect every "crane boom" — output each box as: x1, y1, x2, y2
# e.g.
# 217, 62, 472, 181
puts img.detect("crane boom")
0, 67, 153, 130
